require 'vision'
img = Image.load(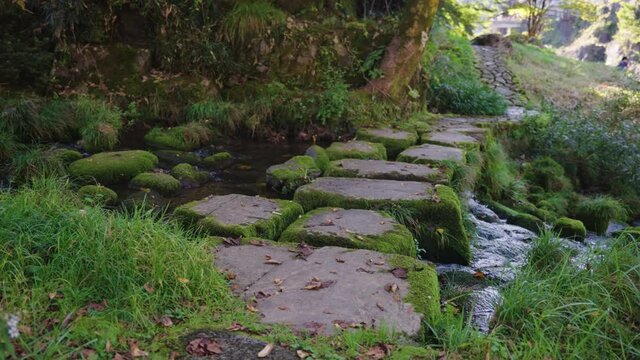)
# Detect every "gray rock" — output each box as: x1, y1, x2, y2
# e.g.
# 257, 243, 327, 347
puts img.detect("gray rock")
326, 159, 450, 183
422, 131, 480, 149
398, 144, 465, 165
